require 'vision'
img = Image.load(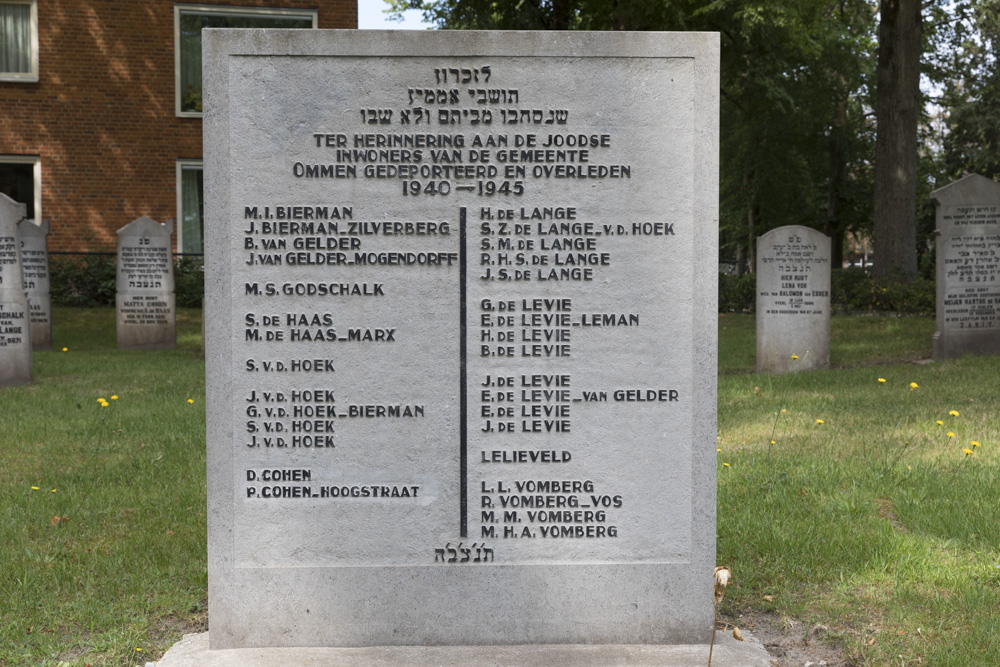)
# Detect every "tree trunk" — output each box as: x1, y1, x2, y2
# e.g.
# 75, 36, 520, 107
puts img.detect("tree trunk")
549, 0, 571, 29
872, 0, 921, 282
826, 88, 847, 269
